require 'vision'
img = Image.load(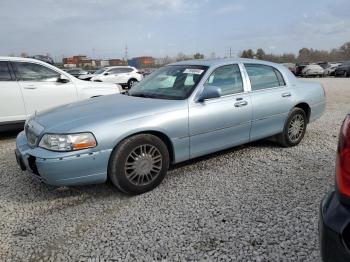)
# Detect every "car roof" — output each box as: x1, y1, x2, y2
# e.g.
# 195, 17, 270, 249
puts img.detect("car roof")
0, 56, 47, 63
106, 66, 132, 69
169, 58, 284, 68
